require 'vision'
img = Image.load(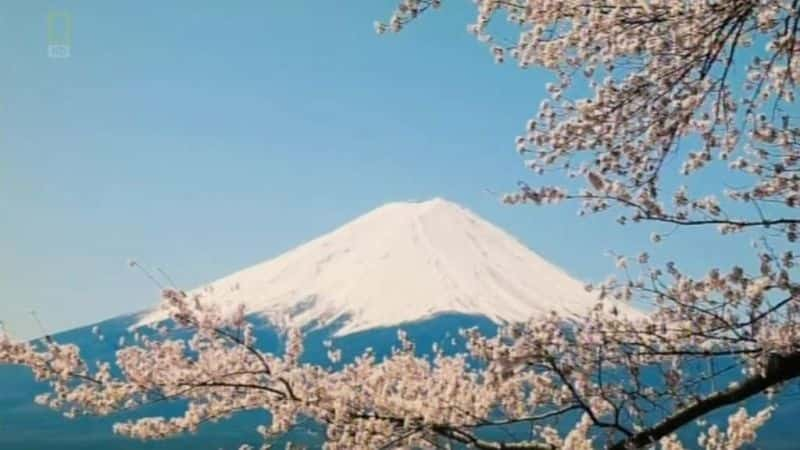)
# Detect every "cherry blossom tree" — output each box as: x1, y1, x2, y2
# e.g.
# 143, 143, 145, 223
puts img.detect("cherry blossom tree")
4, 1, 800, 448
